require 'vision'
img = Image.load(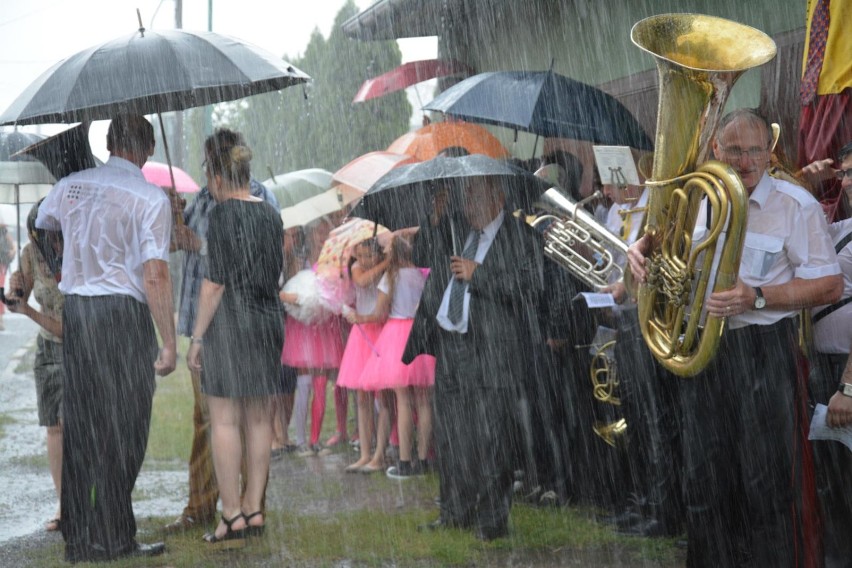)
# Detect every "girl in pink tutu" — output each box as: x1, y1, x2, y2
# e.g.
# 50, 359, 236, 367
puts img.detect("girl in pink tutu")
279, 219, 346, 456
337, 238, 389, 472
358, 236, 435, 477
